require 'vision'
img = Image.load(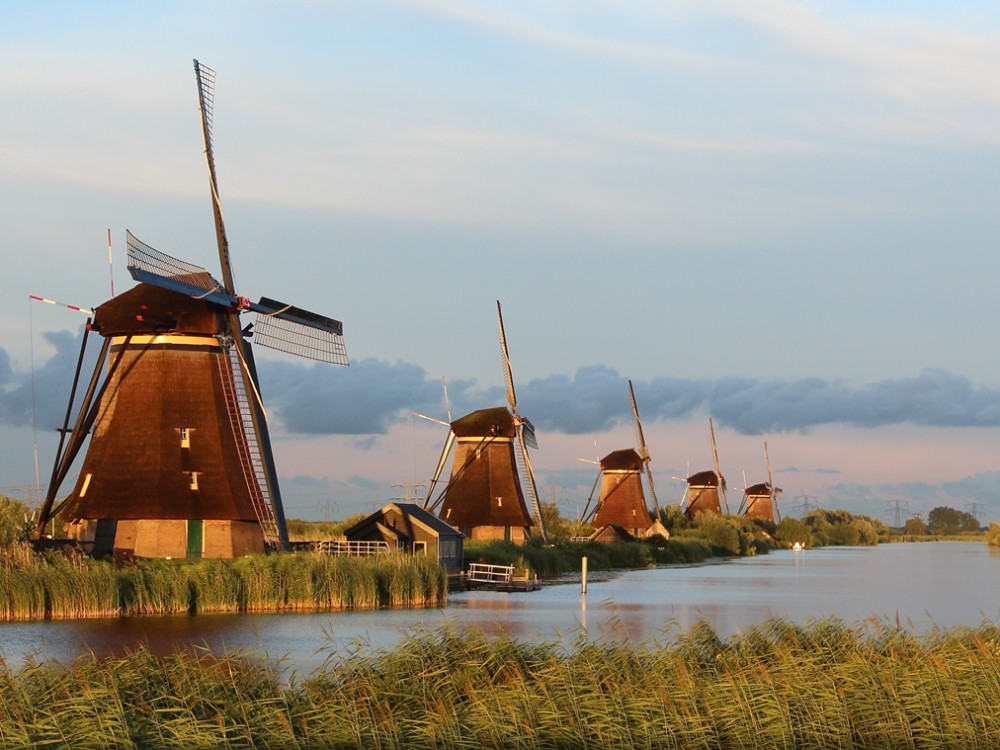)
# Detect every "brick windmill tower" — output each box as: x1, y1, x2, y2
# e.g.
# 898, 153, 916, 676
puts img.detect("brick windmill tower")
738, 442, 782, 523
681, 418, 729, 519
421, 302, 548, 544
33, 61, 349, 558
579, 380, 666, 539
